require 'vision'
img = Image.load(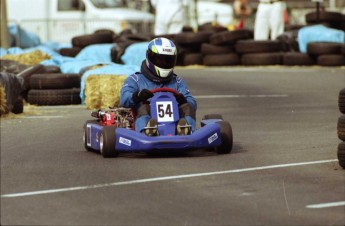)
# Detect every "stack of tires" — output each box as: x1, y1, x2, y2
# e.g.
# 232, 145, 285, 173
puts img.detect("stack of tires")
60, 29, 153, 63
27, 71, 81, 106
59, 31, 115, 57
235, 39, 283, 66
307, 42, 345, 67
164, 26, 345, 67
173, 31, 214, 66
171, 28, 253, 66
306, 11, 345, 32
338, 88, 345, 169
